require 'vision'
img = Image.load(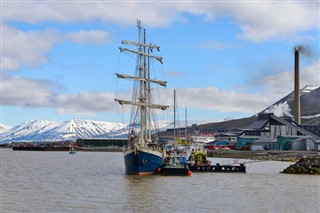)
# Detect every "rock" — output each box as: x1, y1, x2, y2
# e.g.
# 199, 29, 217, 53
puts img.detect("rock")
281, 156, 320, 175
